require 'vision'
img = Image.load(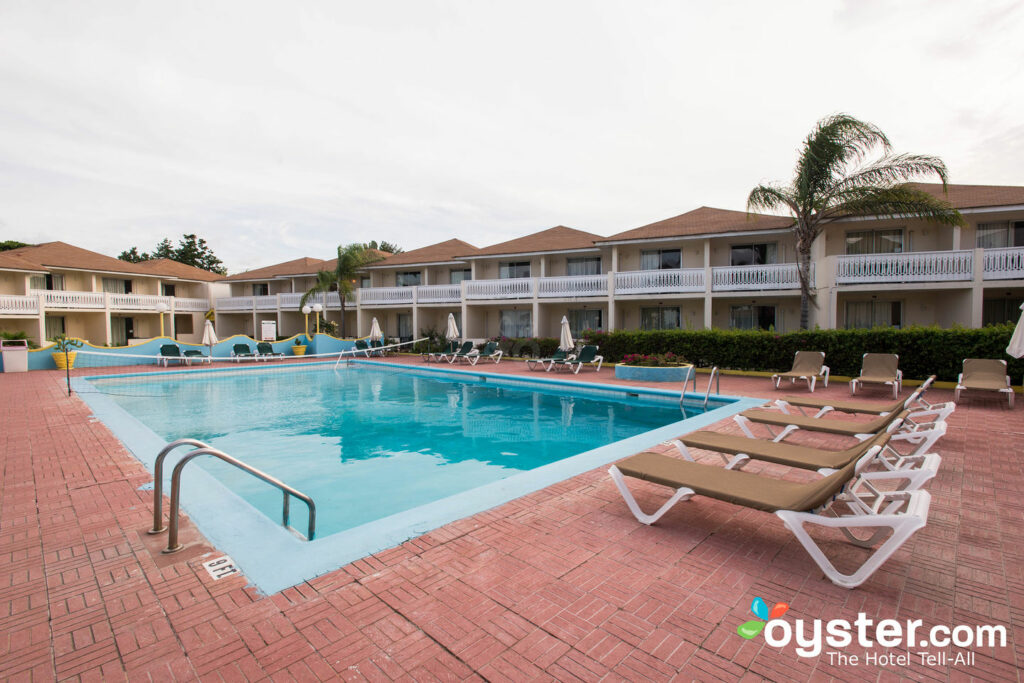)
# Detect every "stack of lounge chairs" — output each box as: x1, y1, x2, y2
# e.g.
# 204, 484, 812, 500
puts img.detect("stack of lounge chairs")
608, 377, 953, 588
